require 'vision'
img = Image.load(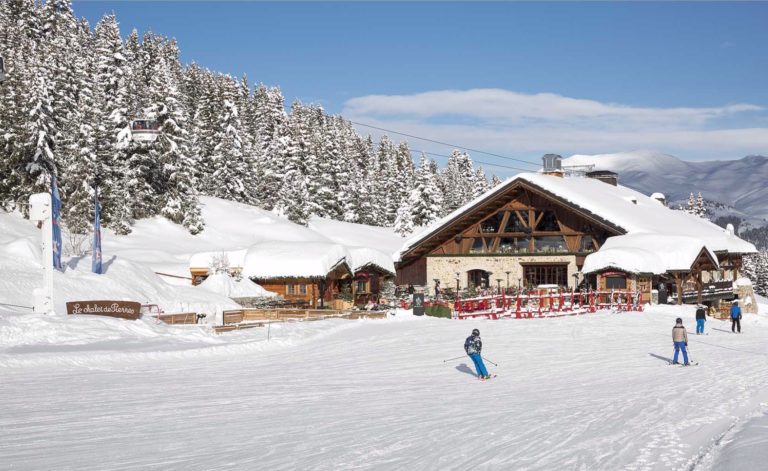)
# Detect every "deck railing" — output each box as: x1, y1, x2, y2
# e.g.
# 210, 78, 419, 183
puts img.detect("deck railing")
453, 289, 643, 320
